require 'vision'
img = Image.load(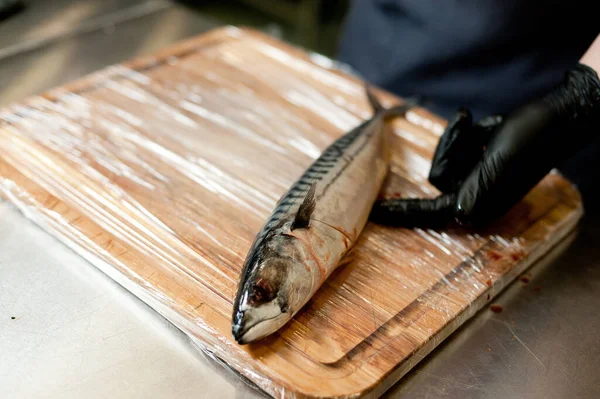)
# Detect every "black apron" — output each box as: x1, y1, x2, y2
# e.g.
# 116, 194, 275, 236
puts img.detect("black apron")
337, 0, 598, 121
